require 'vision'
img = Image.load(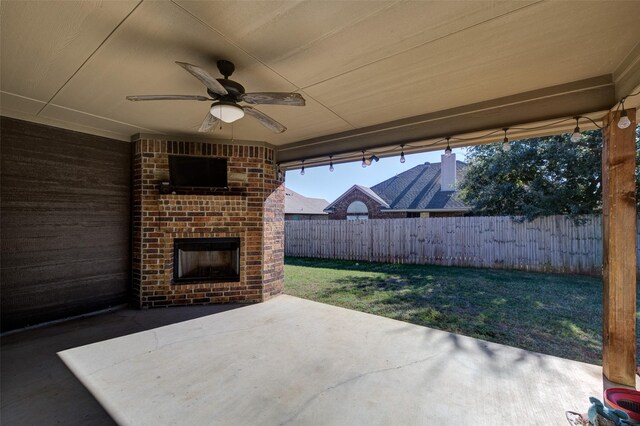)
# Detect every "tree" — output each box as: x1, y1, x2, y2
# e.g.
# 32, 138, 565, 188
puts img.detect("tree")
458, 127, 640, 220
